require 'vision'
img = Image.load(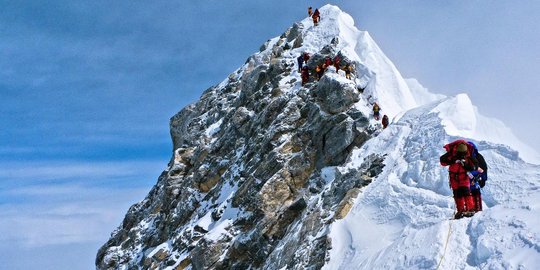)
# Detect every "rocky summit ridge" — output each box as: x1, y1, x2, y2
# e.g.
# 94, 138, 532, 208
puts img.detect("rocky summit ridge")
95, 5, 538, 270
